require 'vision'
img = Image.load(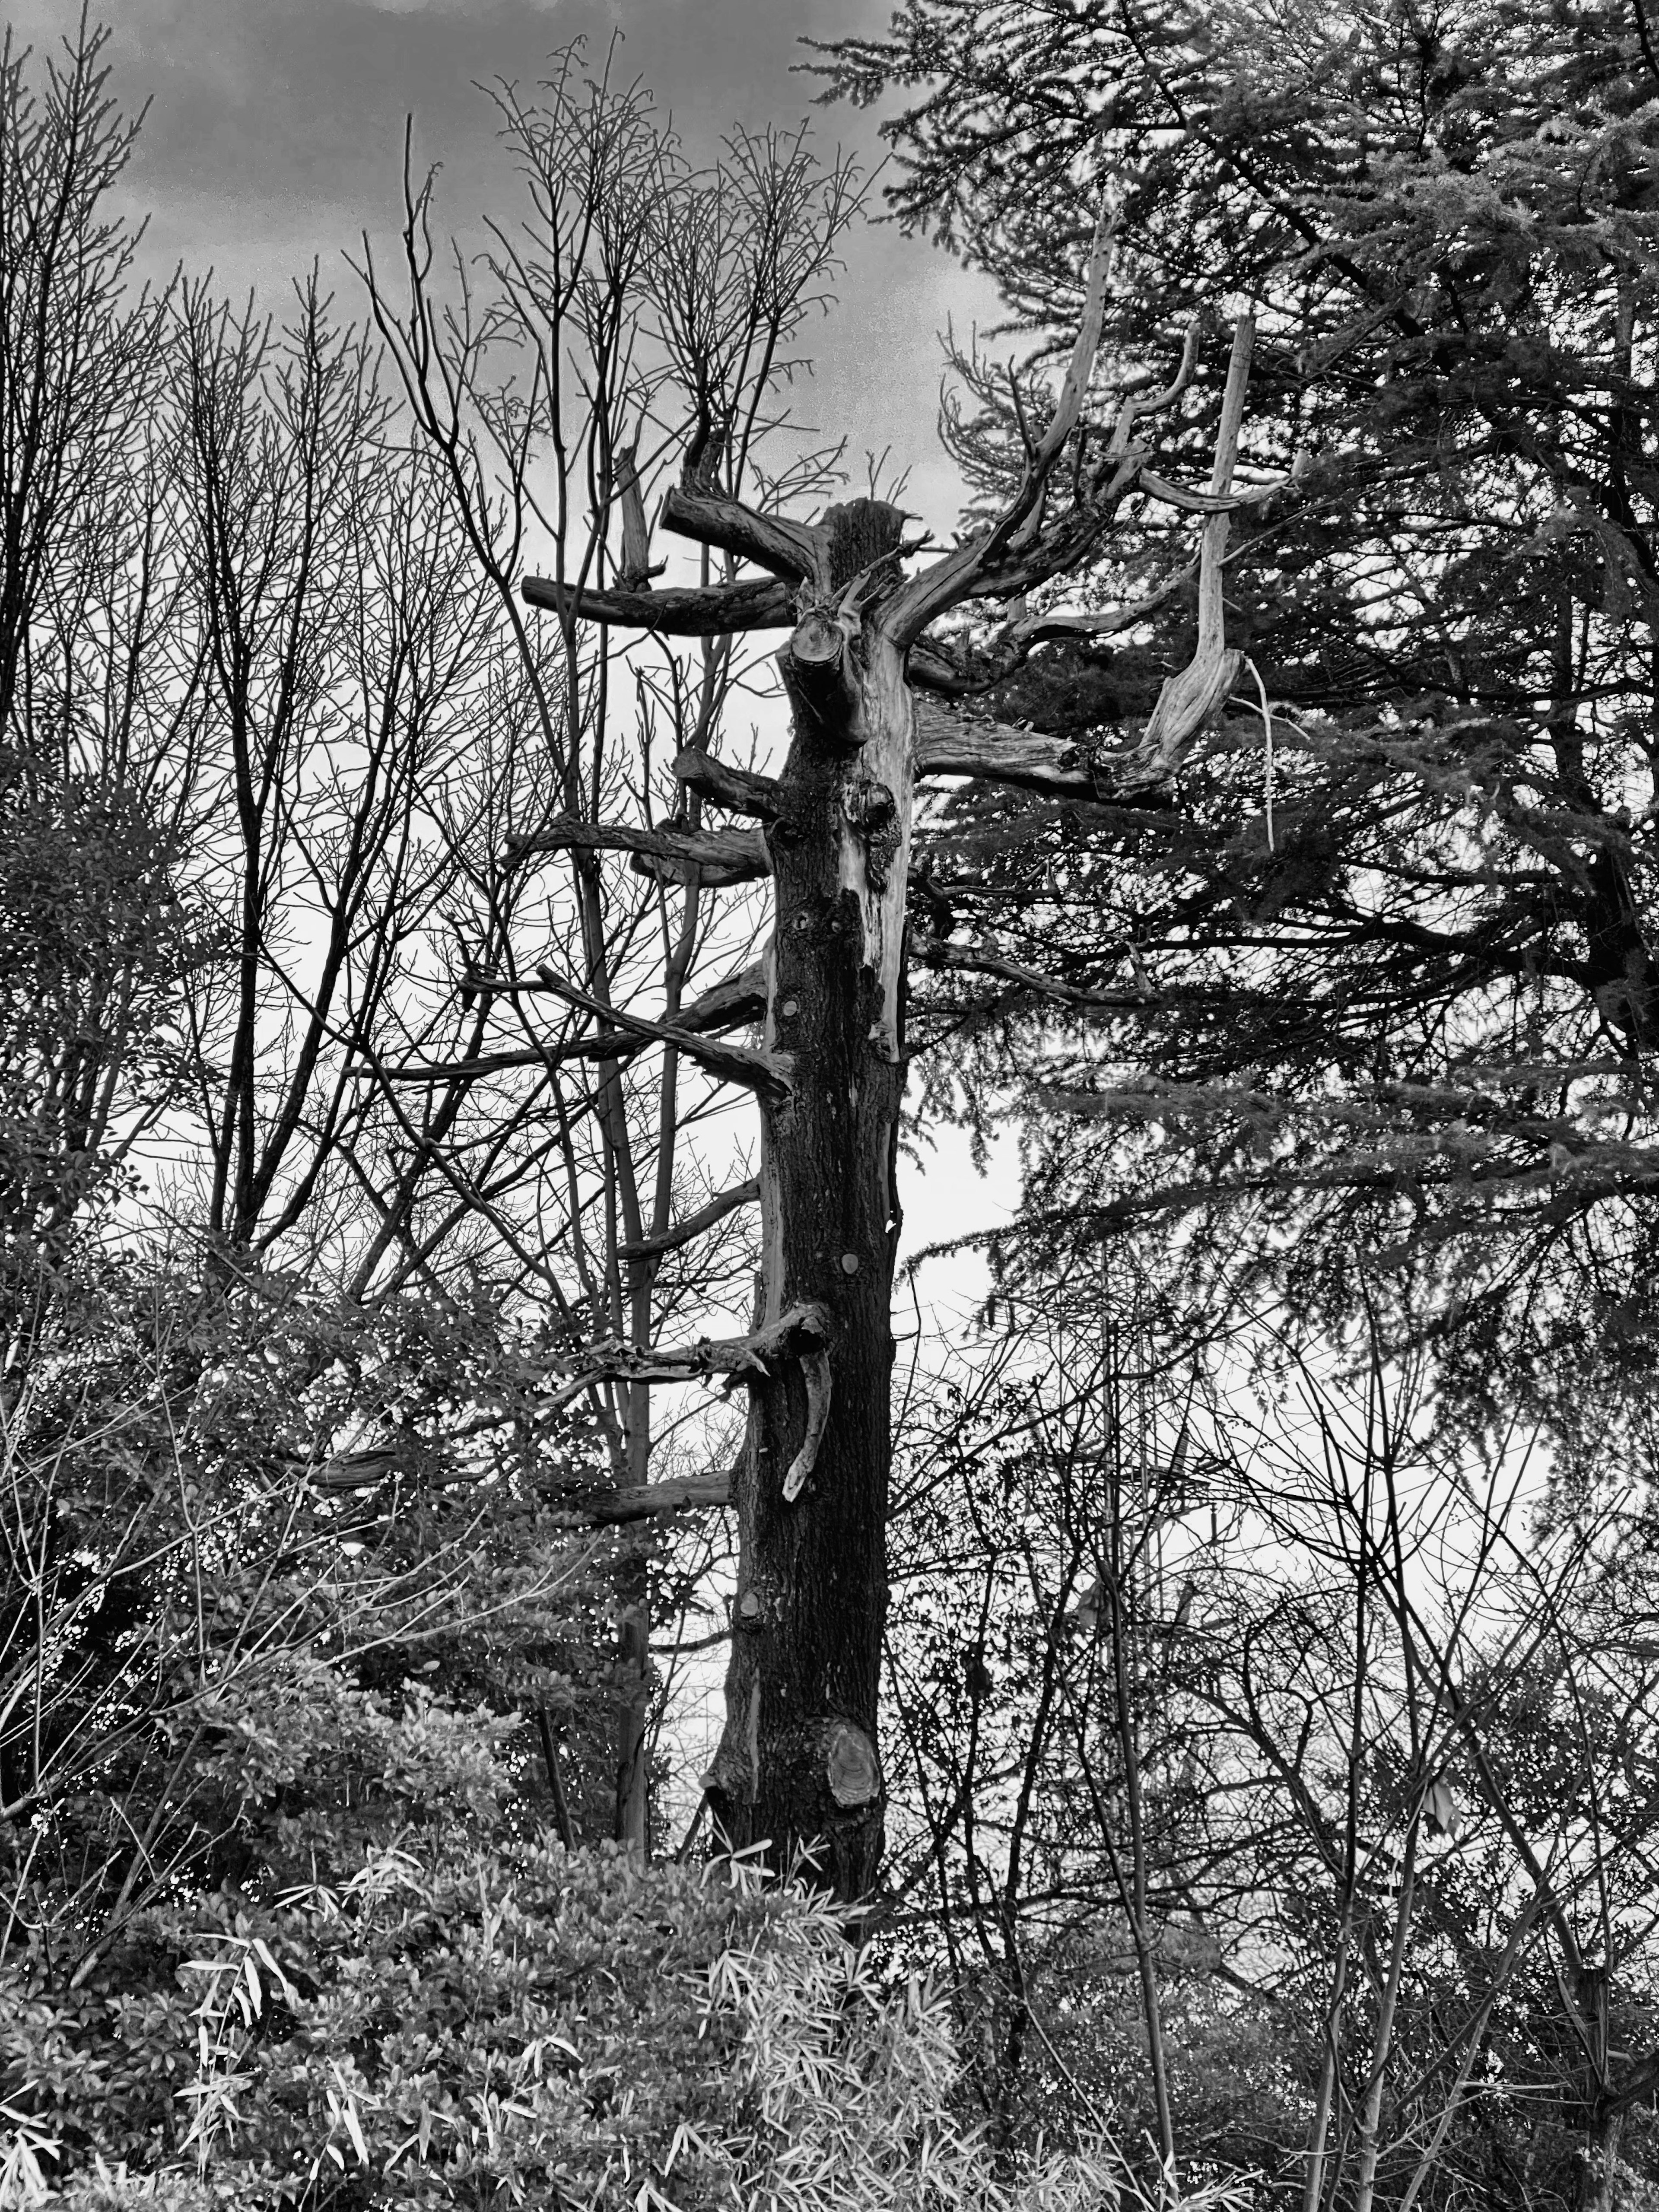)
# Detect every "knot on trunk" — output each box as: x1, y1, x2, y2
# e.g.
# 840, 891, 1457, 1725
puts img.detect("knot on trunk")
820, 1716, 880, 1808
840, 770, 900, 892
